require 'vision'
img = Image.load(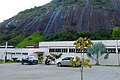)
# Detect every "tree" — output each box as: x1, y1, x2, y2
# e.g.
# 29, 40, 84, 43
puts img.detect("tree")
112, 27, 120, 65
73, 37, 92, 80
112, 27, 120, 39
46, 53, 62, 64
50, 53, 62, 59
87, 42, 109, 65
91, 29, 112, 40
38, 54, 44, 64
74, 37, 92, 50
